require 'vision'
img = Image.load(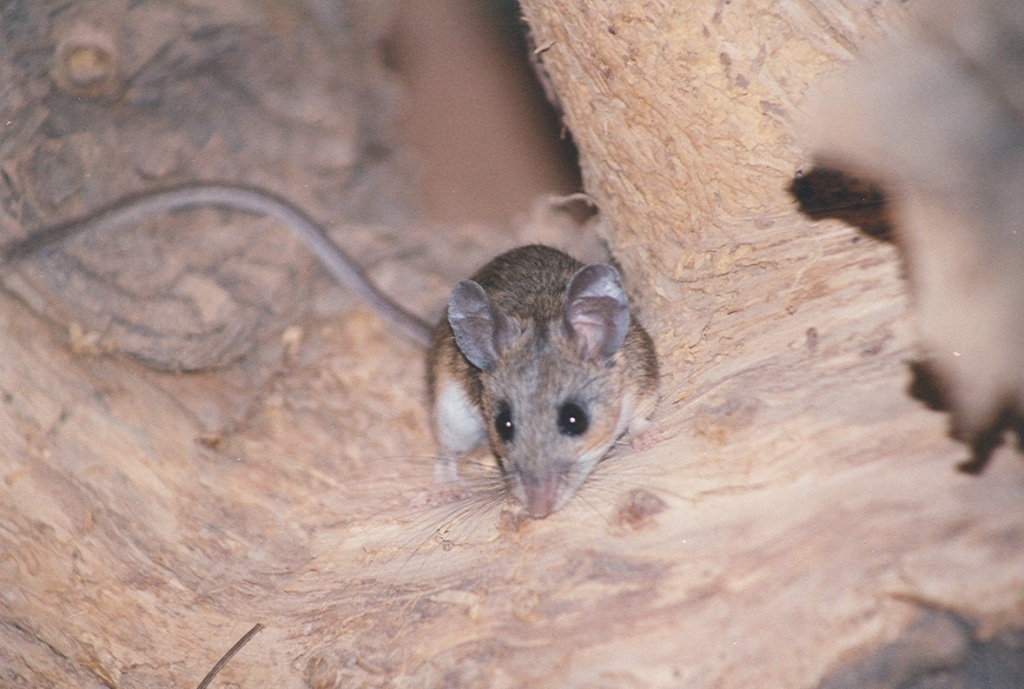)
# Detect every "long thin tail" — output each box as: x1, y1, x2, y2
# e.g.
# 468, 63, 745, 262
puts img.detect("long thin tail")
2, 183, 434, 348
